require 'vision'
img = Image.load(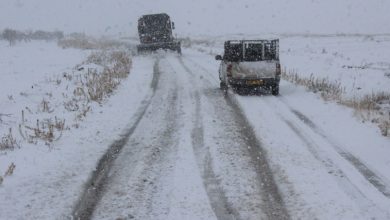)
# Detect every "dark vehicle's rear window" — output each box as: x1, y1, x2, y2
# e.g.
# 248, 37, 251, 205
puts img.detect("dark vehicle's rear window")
139, 15, 170, 32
